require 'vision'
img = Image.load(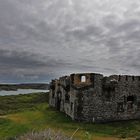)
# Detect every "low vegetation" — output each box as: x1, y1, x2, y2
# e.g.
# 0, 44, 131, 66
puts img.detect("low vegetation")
17, 129, 72, 140
0, 92, 48, 115
0, 93, 140, 140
